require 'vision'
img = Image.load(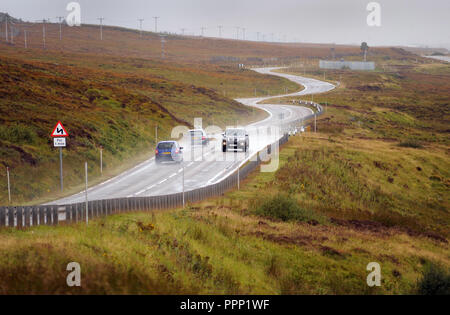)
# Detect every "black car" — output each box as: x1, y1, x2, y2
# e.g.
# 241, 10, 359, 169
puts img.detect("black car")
222, 128, 249, 152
